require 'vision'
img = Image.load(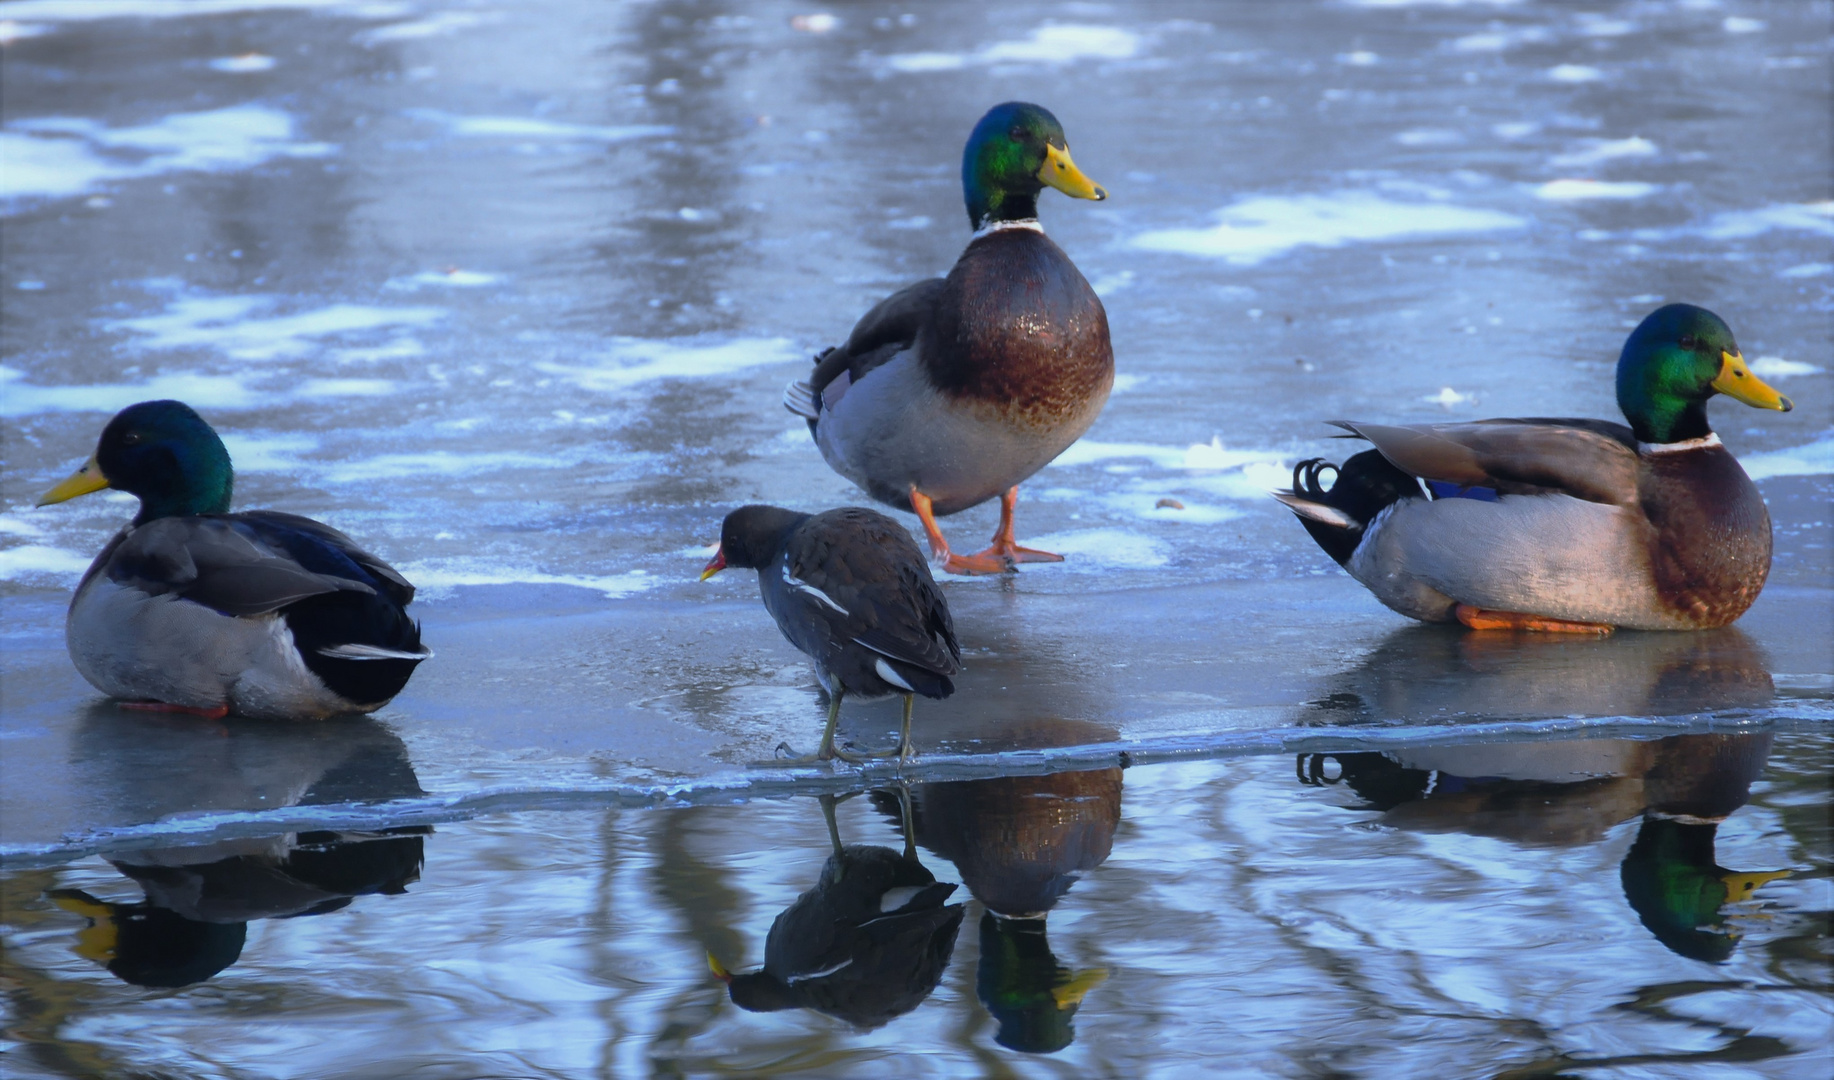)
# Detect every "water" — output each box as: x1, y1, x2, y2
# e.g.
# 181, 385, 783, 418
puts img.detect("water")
1, 0, 1830, 1074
